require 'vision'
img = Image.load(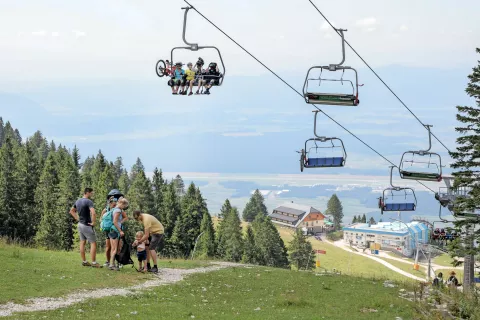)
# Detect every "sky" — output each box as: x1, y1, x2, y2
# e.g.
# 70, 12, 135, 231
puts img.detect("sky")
0, 0, 479, 182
